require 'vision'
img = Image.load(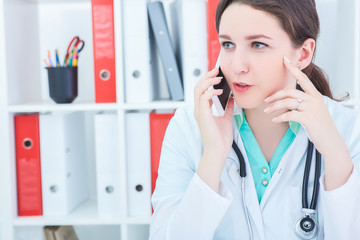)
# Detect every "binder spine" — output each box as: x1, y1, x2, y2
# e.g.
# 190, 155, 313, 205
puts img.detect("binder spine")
14, 114, 43, 216
179, 0, 208, 103
126, 112, 152, 217
150, 112, 174, 194
123, 0, 153, 103
94, 113, 121, 217
207, 0, 221, 70
91, 0, 117, 103
147, 2, 184, 101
